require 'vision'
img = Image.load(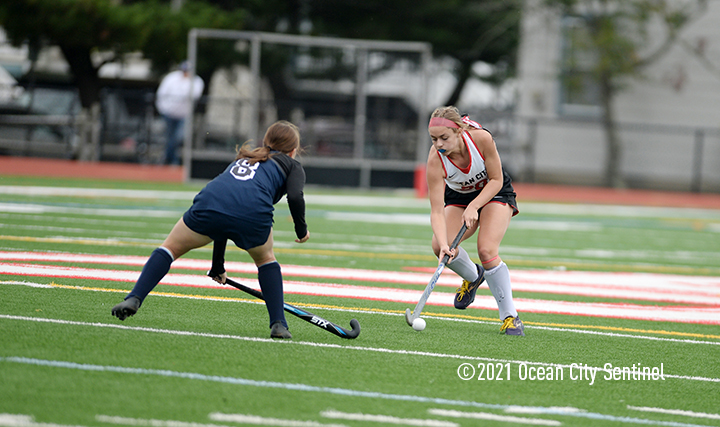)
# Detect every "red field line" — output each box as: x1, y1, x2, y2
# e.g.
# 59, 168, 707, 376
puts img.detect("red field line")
4, 262, 720, 324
